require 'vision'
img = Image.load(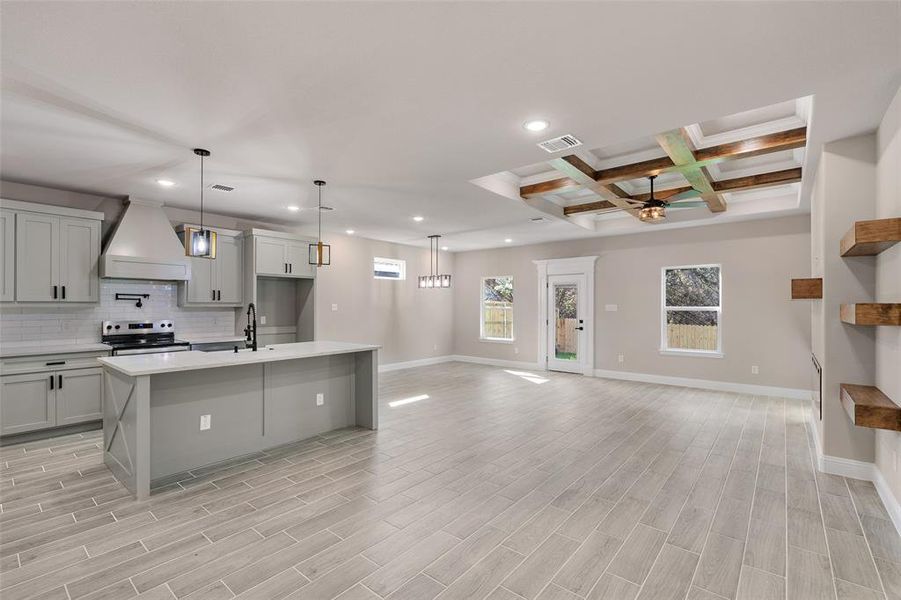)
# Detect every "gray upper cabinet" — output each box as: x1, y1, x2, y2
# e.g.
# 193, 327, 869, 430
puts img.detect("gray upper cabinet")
1, 200, 103, 304
0, 209, 14, 302
177, 227, 243, 306
15, 211, 60, 302
253, 233, 315, 278
59, 217, 100, 302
